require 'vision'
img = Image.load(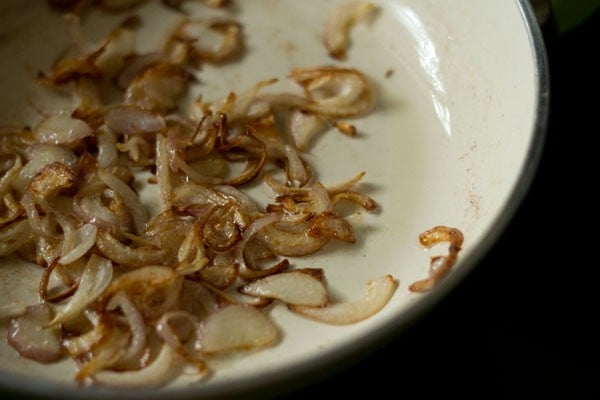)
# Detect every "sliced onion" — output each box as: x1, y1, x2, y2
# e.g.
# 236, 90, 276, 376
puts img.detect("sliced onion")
62, 310, 104, 356
49, 254, 113, 325
104, 105, 166, 136
324, 1, 378, 60
239, 269, 327, 306
106, 291, 147, 368
155, 310, 198, 352
125, 62, 190, 112
14, 144, 77, 194
289, 275, 396, 325
288, 110, 325, 151
7, 303, 63, 363
0, 219, 32, 257
198, 304, 279, 354
98, 169, 147, 234
409, 226, 464, 293
0, 156, 22, 198
172, 18, 243, 63
102, 265, 182, 319
33, 114, 93, 145
96, 128, 119, 168
93, 344, 182, 388
58, 223, 98, 265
